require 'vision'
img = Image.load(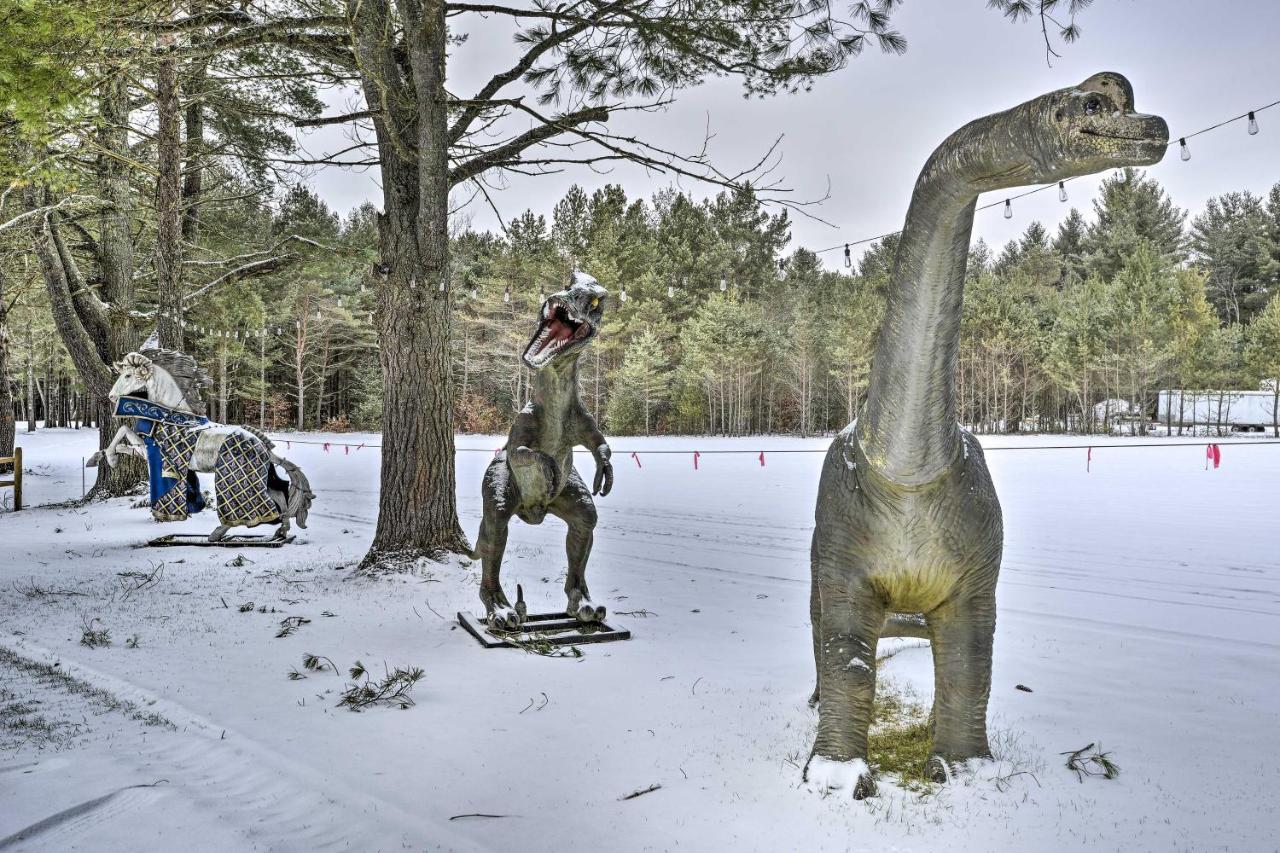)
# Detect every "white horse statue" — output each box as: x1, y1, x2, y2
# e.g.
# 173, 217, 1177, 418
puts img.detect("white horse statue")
90, 333, 313, 543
